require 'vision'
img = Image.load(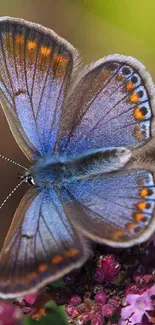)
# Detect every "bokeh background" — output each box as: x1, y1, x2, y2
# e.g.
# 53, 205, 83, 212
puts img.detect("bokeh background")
0, 0, 155, 324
